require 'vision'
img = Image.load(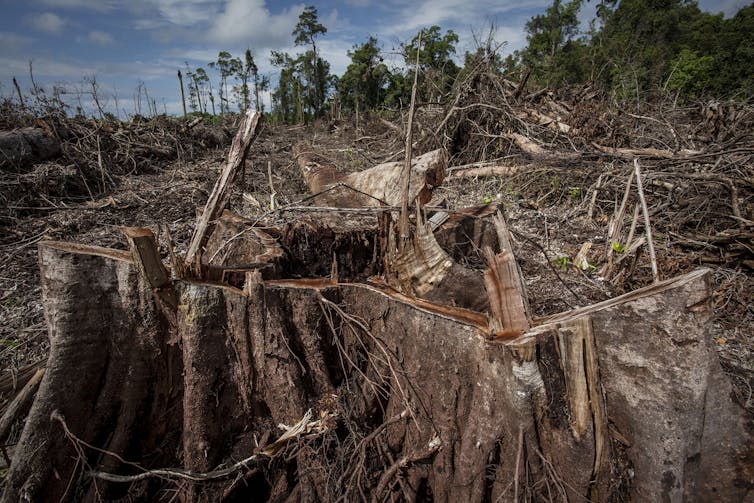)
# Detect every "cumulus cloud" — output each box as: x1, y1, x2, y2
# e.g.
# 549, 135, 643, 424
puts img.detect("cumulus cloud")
29, 12, 67, 34
207, 0, 304, 48
88, 30, 115, 46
